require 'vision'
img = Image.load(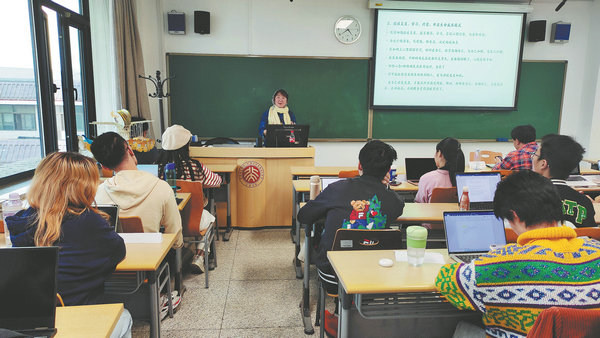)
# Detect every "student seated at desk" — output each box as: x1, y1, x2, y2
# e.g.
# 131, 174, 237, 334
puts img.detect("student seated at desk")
435, 171, 600, 338
532, 134, 596, 227
5, 152, 132, 338
157, 124, 222, 274
91, 132, 183, 249
415, 137, 464, 203
298, 140, 404, 304
493, 124, 538, 171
